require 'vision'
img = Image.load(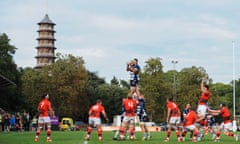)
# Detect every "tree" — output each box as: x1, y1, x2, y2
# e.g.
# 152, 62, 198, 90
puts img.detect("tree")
235, 79, 240, 115
176, 66, 220, 111
211, 82, 232, 108
0, 33, 23, 111
86, 71, 106, 110
110, 76, 119, 86
21, 54, 88, 120
95, 84, 128, 122
140, 57, 170, 122
119, 79, 130, 89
